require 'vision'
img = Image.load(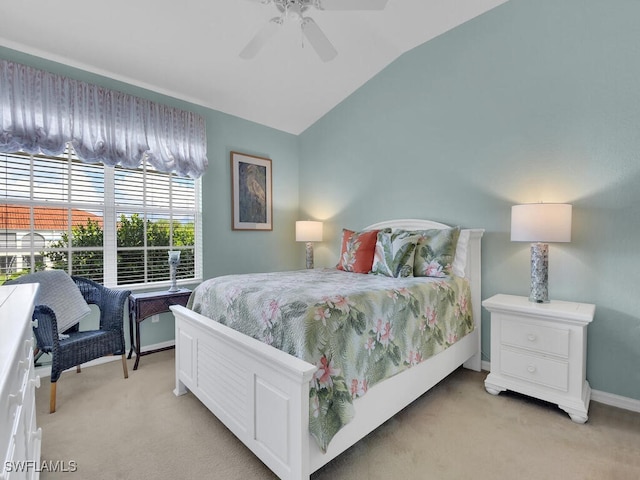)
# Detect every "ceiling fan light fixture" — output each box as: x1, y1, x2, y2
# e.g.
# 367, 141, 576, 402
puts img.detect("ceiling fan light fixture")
286, 4, 303, 22
241, 0, 388, 61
